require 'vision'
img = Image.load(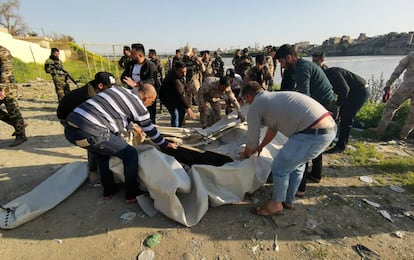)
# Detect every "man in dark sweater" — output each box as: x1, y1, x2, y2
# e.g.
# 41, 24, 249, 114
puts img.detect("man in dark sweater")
312, 52, 369, 153
159, 61, 196, 127
276, 44, 336, 196
57, 72, 115, 183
